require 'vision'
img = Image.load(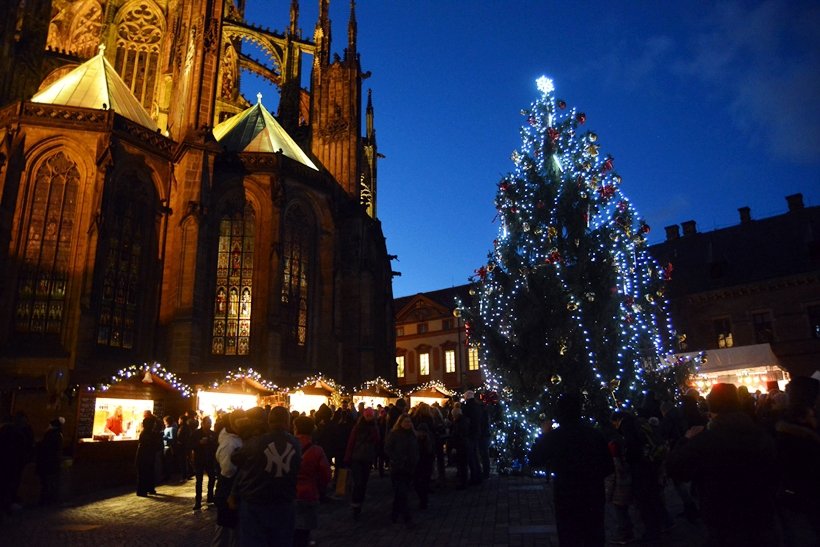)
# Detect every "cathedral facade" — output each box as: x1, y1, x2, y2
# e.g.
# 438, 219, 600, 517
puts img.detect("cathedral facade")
0, 0, 395, 391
